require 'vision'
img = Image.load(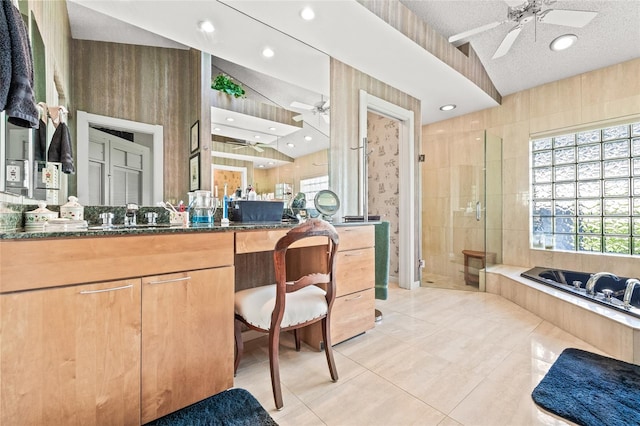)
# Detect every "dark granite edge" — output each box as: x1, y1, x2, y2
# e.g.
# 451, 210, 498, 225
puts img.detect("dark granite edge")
0, 219, 380, 240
